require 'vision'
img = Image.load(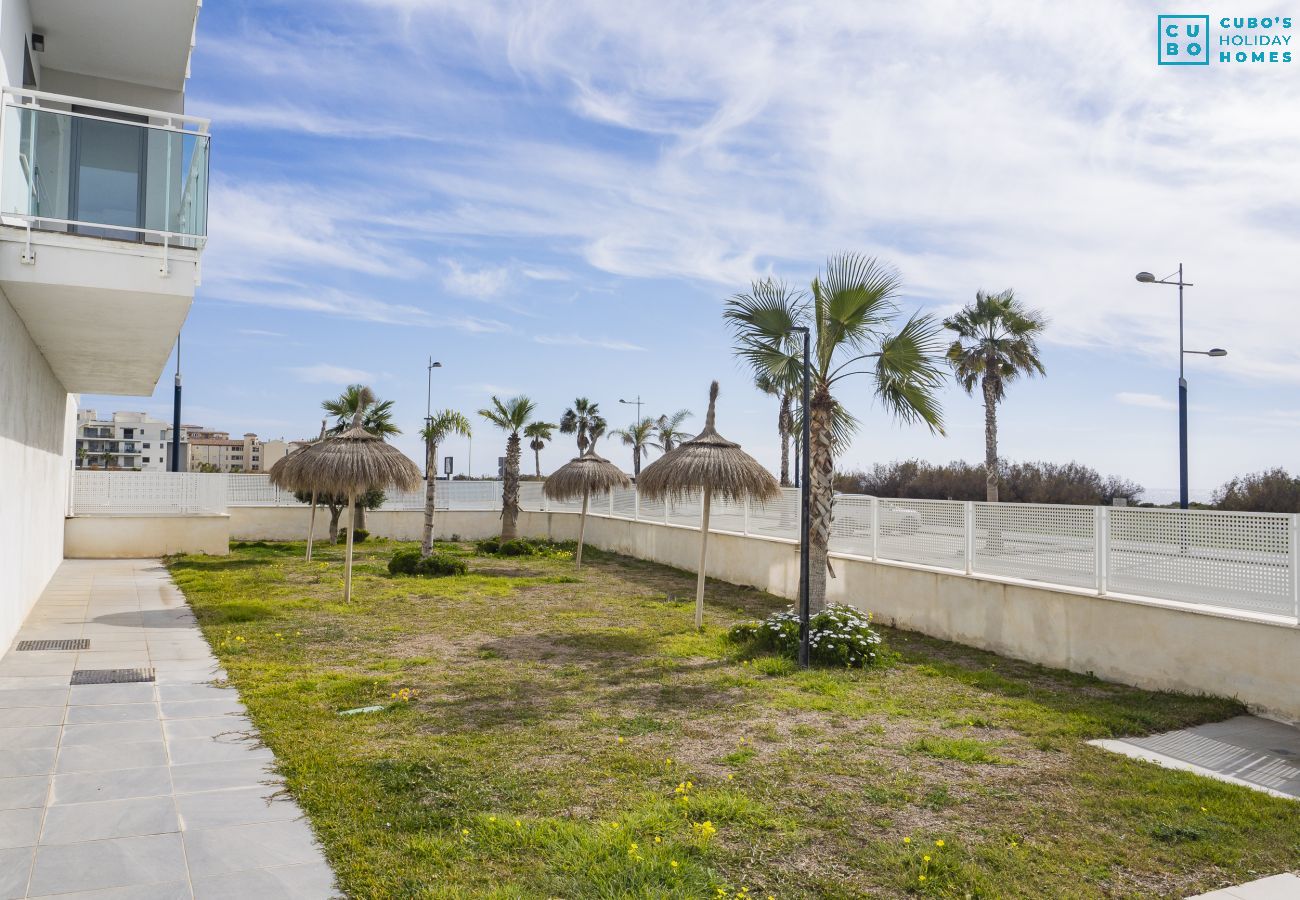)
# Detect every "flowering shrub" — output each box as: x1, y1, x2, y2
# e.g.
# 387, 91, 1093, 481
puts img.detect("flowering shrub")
475, 537, 577, 560
728, 604, 885, 668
